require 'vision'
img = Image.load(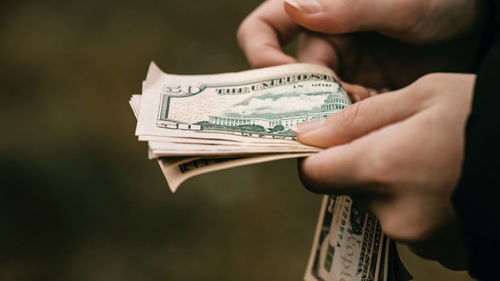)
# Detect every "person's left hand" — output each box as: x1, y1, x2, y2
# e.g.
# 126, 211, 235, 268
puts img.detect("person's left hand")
294, 72, 476, 269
